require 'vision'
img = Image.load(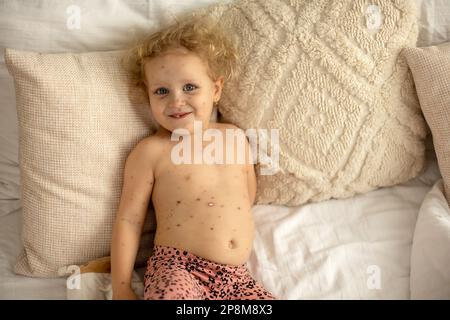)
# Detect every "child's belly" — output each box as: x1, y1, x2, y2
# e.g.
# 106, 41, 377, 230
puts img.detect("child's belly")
151, 161, 254, 265
153, 204, 254, 266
